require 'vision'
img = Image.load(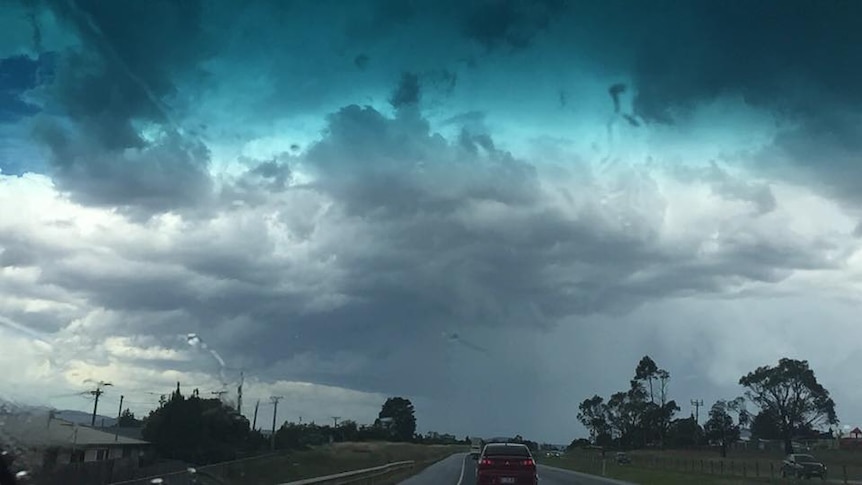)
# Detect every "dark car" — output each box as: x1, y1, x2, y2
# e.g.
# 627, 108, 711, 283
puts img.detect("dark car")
781, 453, 827, 480
615, 452, 631, 464
476, 443, 538, 485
